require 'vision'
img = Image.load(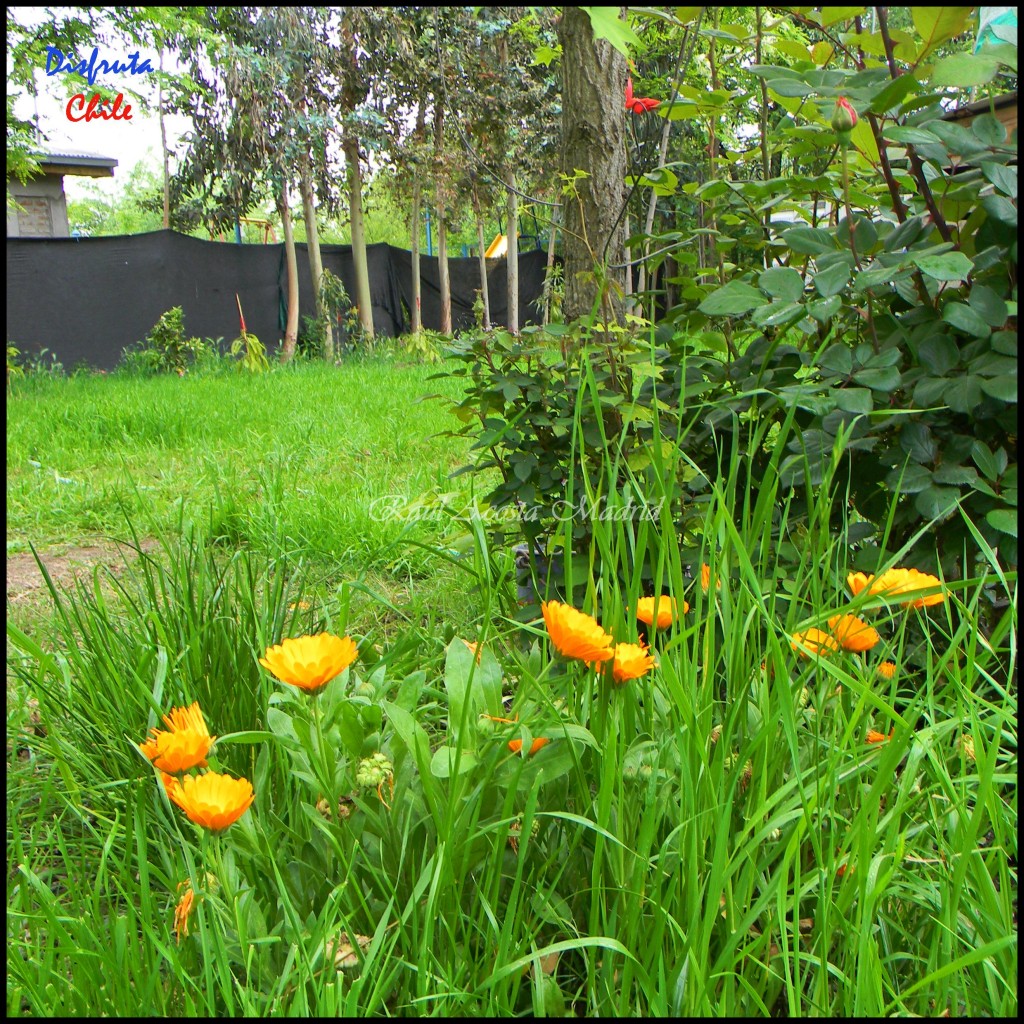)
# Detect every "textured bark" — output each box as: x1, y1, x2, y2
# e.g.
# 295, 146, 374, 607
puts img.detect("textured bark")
558, 6, 628, 324
277, 178, 300, 361
298, 143, 333, 359
410, 101, 426, 335
433, 99, 452, 335
471, 181, 491, 329
506, 170, 519, 334
344, 136, 375, 340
